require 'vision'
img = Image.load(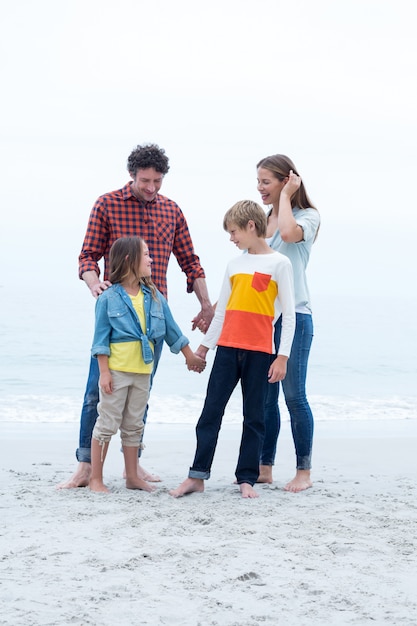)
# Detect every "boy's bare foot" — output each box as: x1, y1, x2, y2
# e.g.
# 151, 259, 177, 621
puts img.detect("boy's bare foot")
89, 478, 110, 493
125, 477, 156, 492
56, 462, 91, 489
123, 461, 161, 483
239, 483, 259, 498
169, 478, 204, 498
256, 464, 273, 484
284, 469, 312, 493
